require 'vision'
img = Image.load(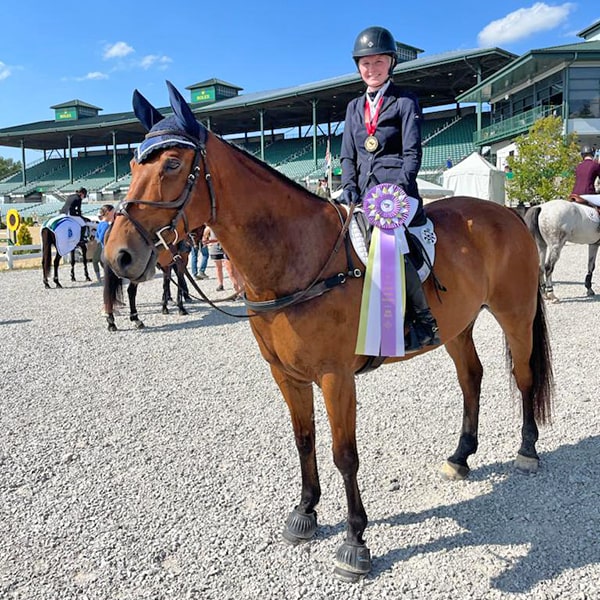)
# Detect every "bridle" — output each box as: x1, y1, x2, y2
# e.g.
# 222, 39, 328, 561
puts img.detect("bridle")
115, 129, 216, 252
114, 129, 362, 317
